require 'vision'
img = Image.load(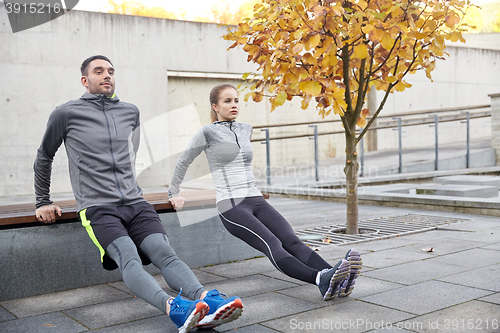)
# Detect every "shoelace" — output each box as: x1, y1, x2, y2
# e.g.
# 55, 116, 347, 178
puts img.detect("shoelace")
168, 289, 190, 313
206, 290, 227, 300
